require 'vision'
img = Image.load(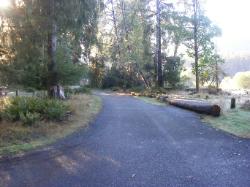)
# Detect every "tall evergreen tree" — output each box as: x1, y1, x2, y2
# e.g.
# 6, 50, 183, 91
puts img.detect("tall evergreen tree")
0, 0, 100, 96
